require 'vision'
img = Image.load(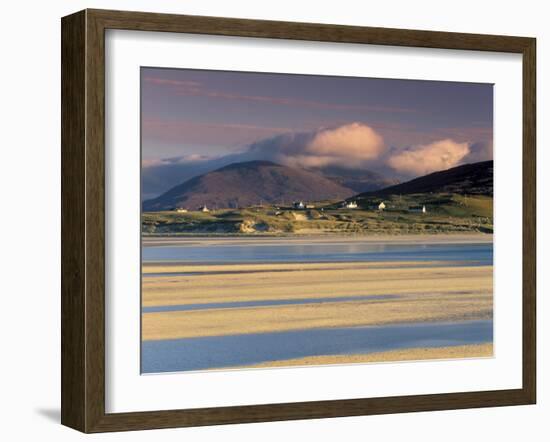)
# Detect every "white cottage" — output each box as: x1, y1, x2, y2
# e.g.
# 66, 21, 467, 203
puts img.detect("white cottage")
378, 202, 386, 211
341, 201, 358, 209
